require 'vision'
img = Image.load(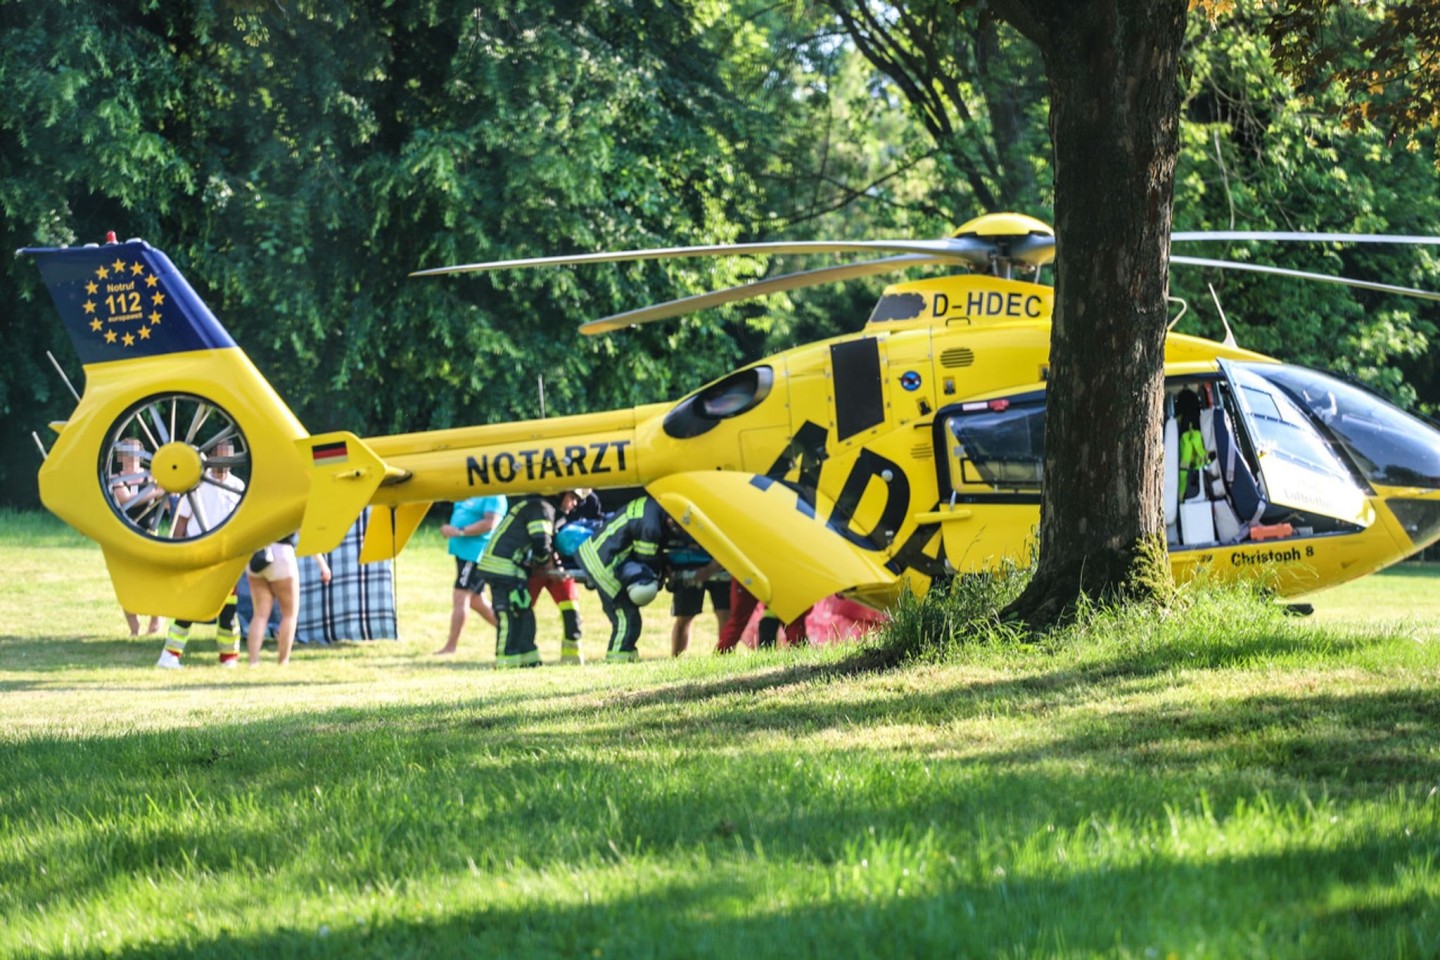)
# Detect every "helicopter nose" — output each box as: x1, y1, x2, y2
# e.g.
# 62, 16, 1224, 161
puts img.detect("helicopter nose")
1383, 489, 1440, 552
